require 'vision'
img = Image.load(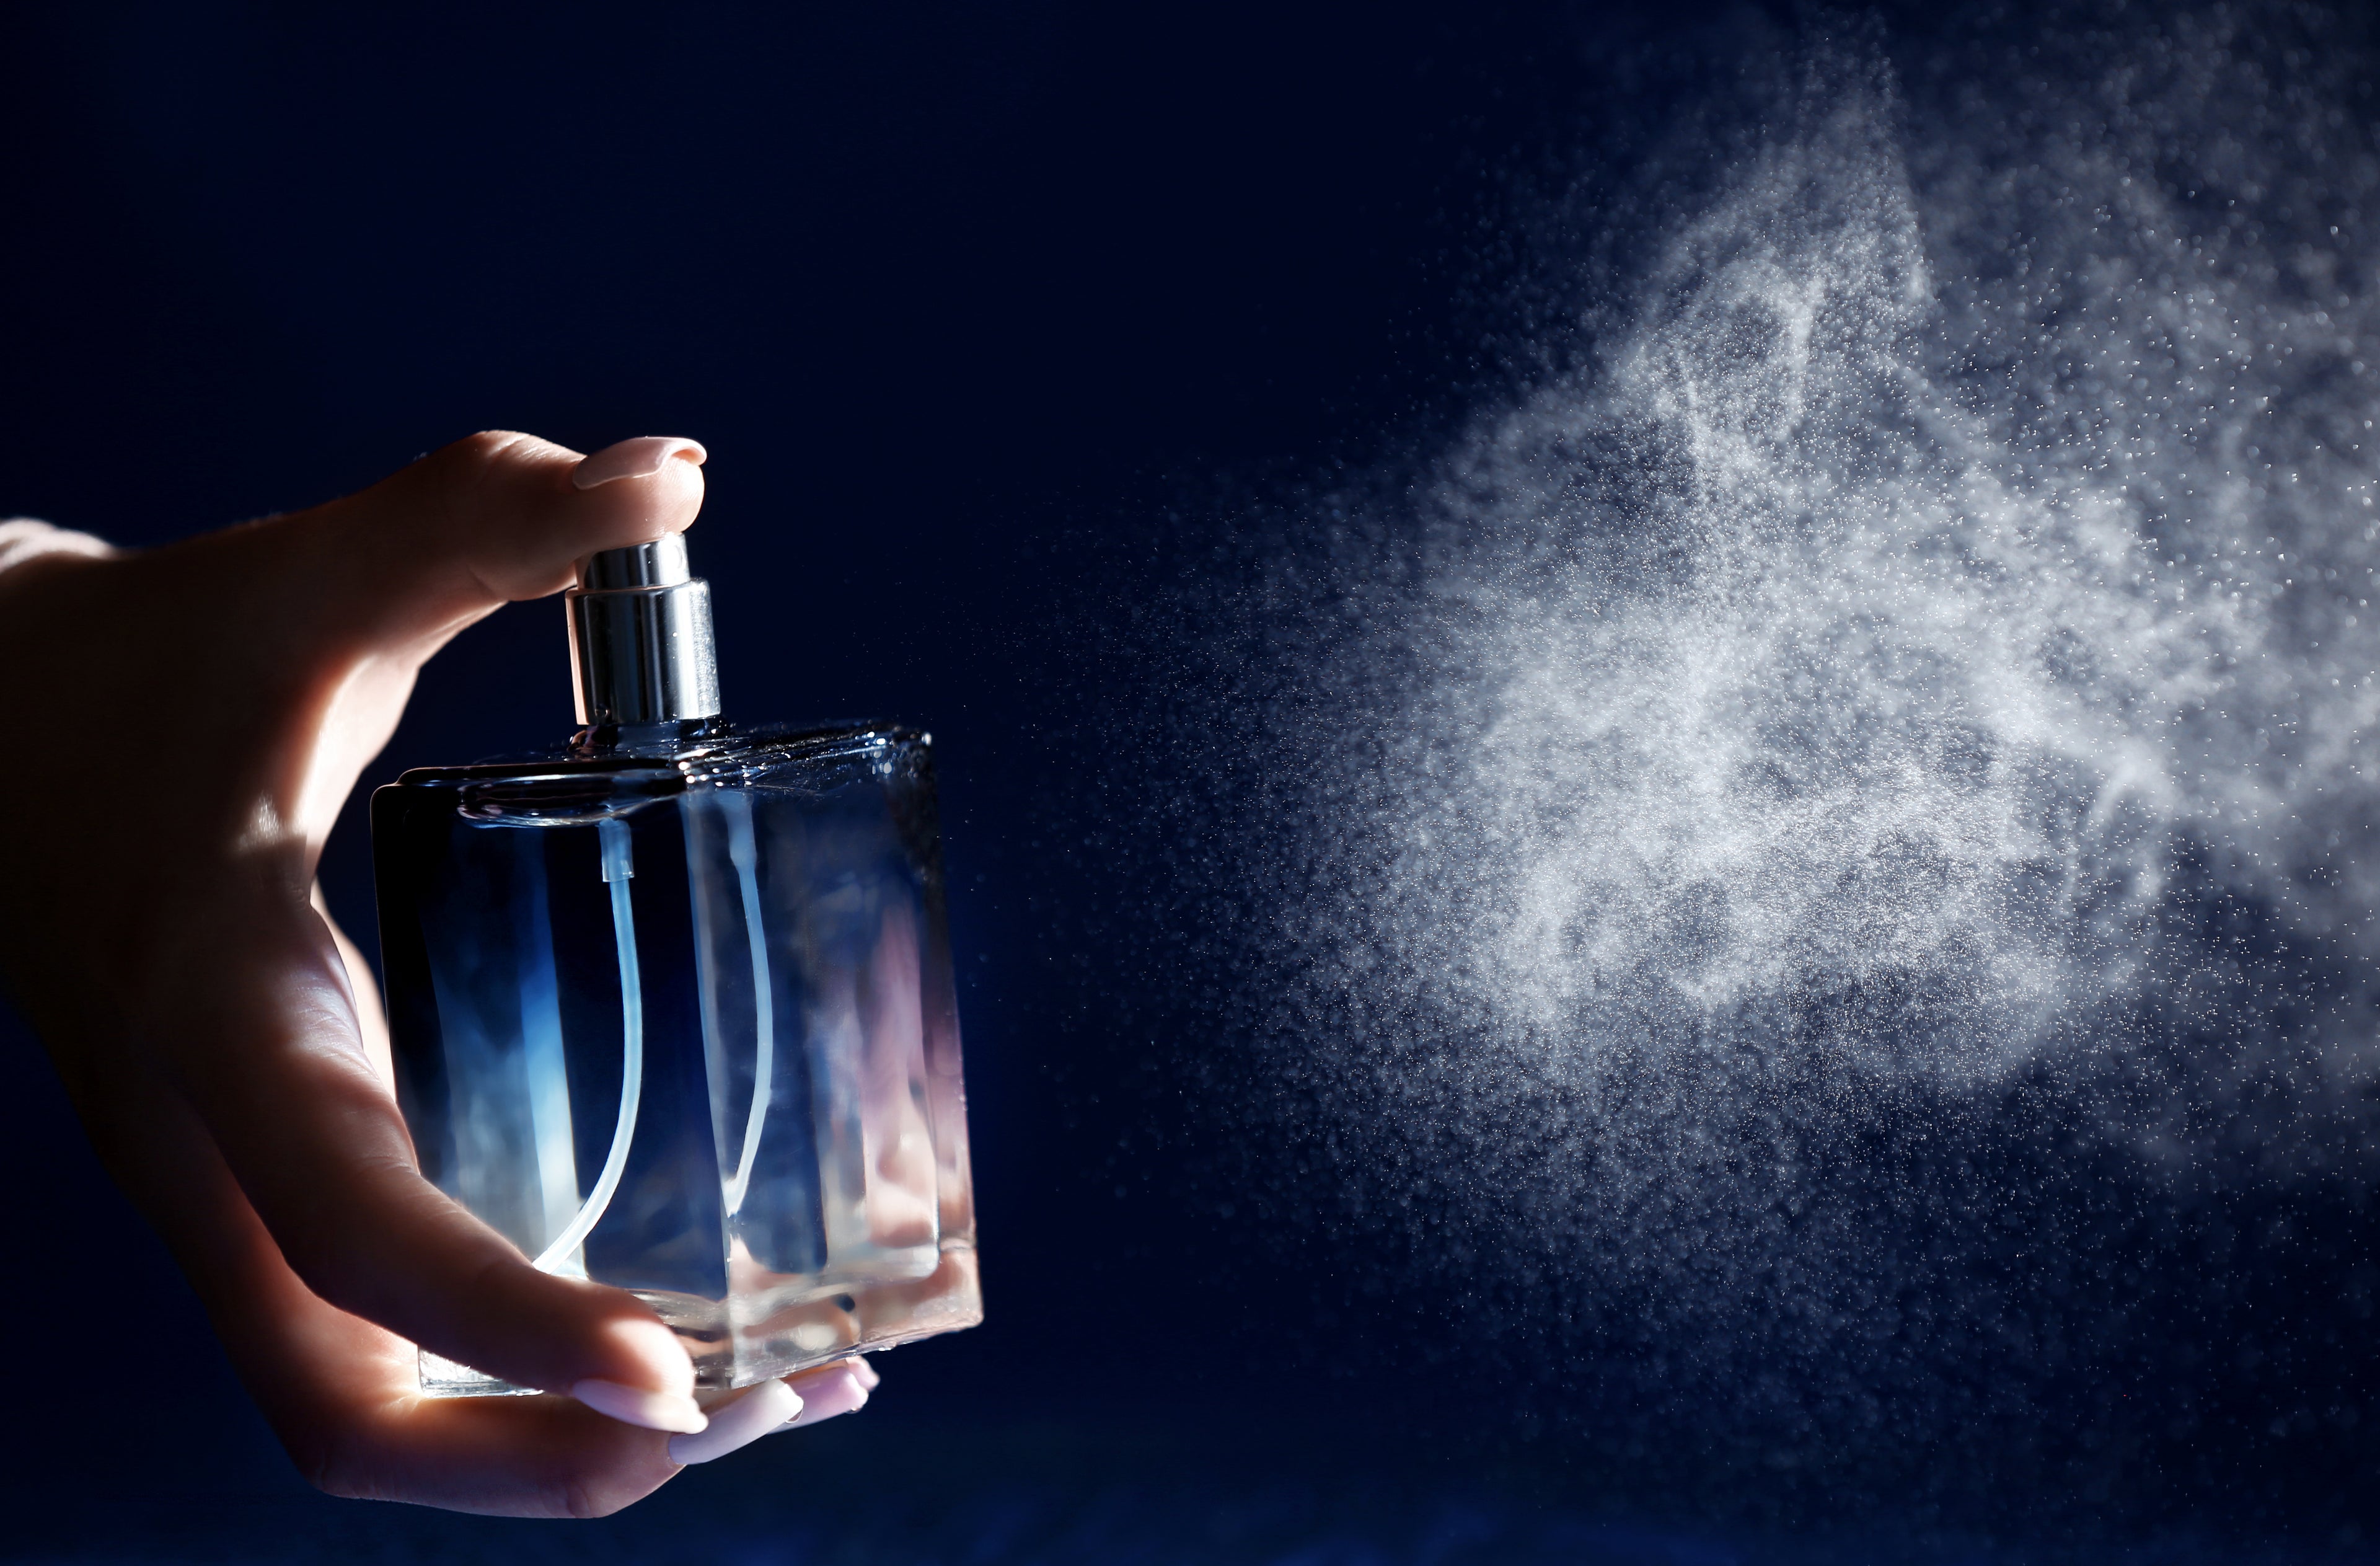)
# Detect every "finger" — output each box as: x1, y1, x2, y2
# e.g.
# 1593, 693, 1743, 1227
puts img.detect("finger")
24, 433, 708, 857
268, 431, 706, 843
666, 1358, 875, 1468
777, 1360, 875, 1430
107, 1048, 683, 1516
149, 869, 705, 1428
275, 431, 708, 658
313, 885, 392, 1092
664, 1381, 801, 1466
